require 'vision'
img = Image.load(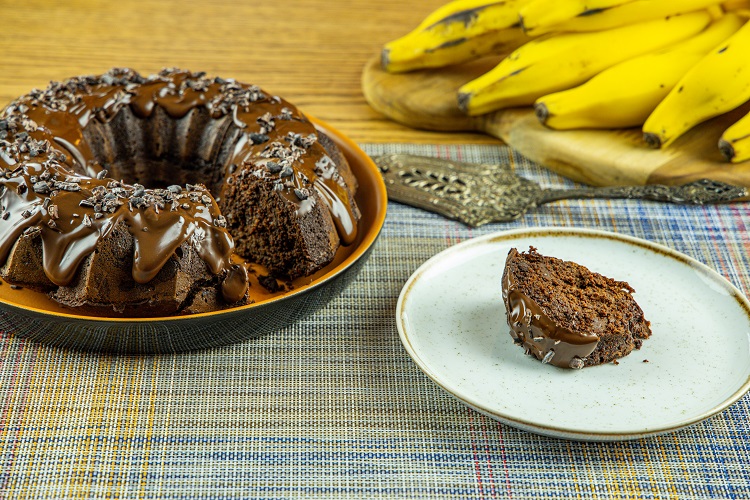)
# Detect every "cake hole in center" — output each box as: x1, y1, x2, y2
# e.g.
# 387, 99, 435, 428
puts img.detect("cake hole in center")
80, 106, 232, 198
